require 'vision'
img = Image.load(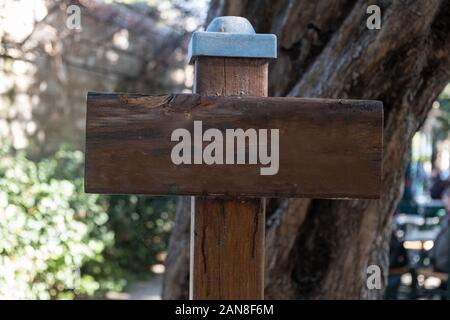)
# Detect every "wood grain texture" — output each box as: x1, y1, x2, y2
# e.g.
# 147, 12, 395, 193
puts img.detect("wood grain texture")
191, 197, 265, 299
194, 57, 268, 96
191, 57, 267, 300
85, 93, 383, 198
